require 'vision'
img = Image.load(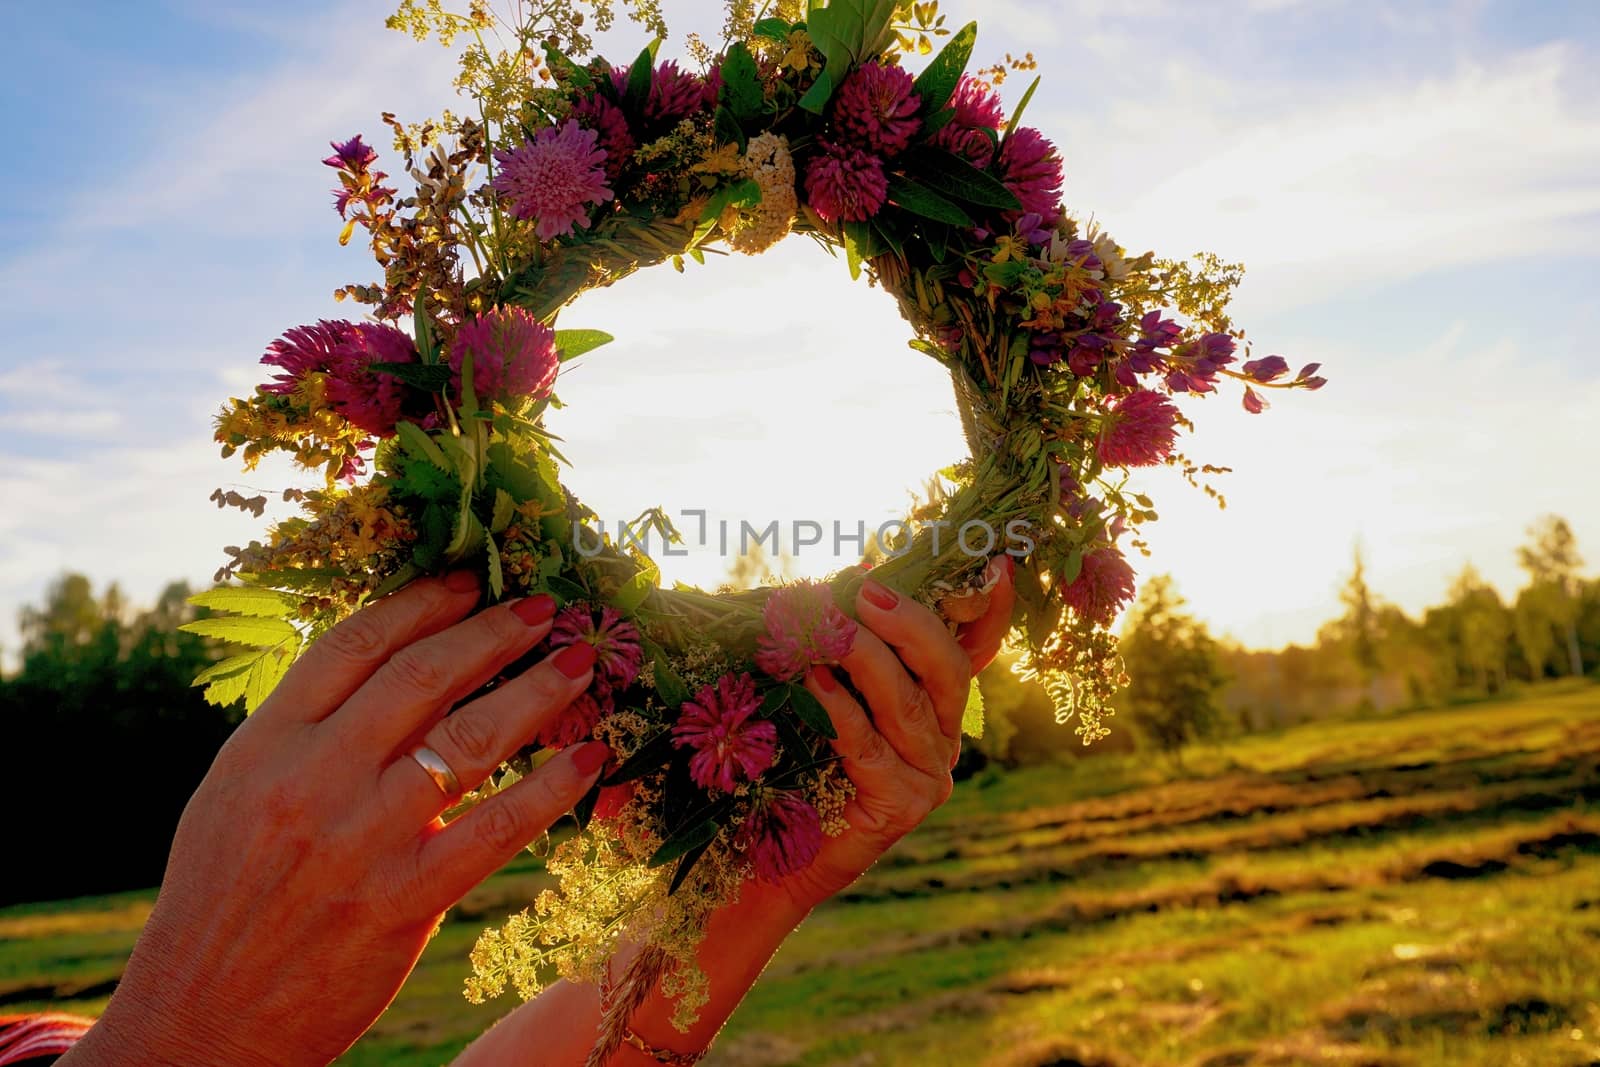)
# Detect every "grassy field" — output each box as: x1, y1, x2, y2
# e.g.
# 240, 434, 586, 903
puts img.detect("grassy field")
4, 682, 1598, 1066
